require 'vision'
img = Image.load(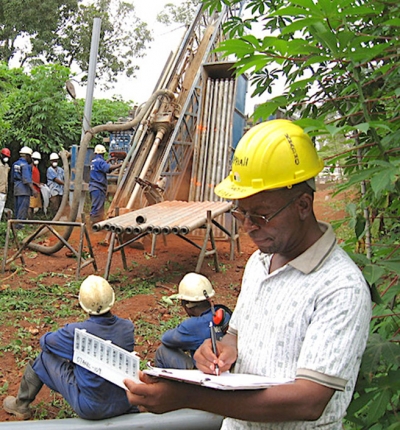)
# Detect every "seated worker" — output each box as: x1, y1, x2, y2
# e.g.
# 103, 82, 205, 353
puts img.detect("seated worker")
155, 272, 231, 369
3, 275, 138, 420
